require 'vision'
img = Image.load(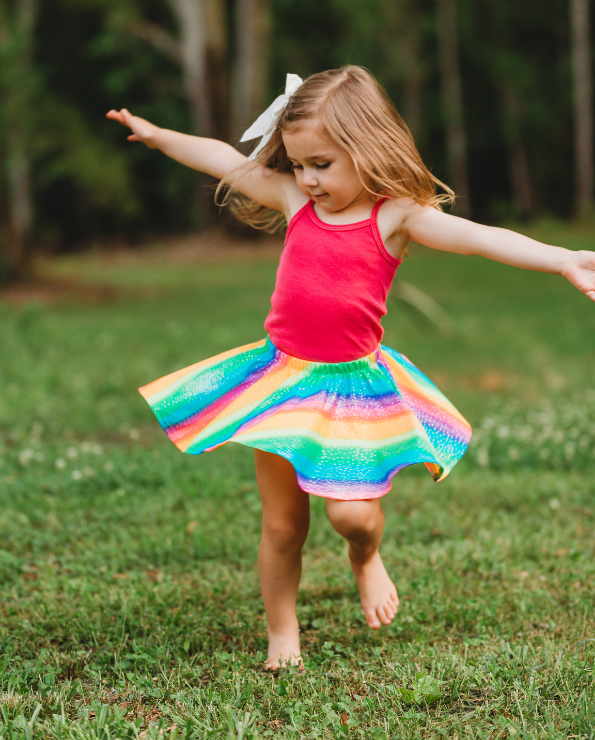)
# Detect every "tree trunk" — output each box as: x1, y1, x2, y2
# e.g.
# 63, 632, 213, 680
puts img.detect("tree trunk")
401, 1, 424, 146
230, 0, 272, 141
570, 0, 593, 215
205, 0, 228, 138
435, 0, 470, 217
1, 0, 37, 280
167, 0, 212, 138
6, 136, 33, 274
499, 83, 535, 219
